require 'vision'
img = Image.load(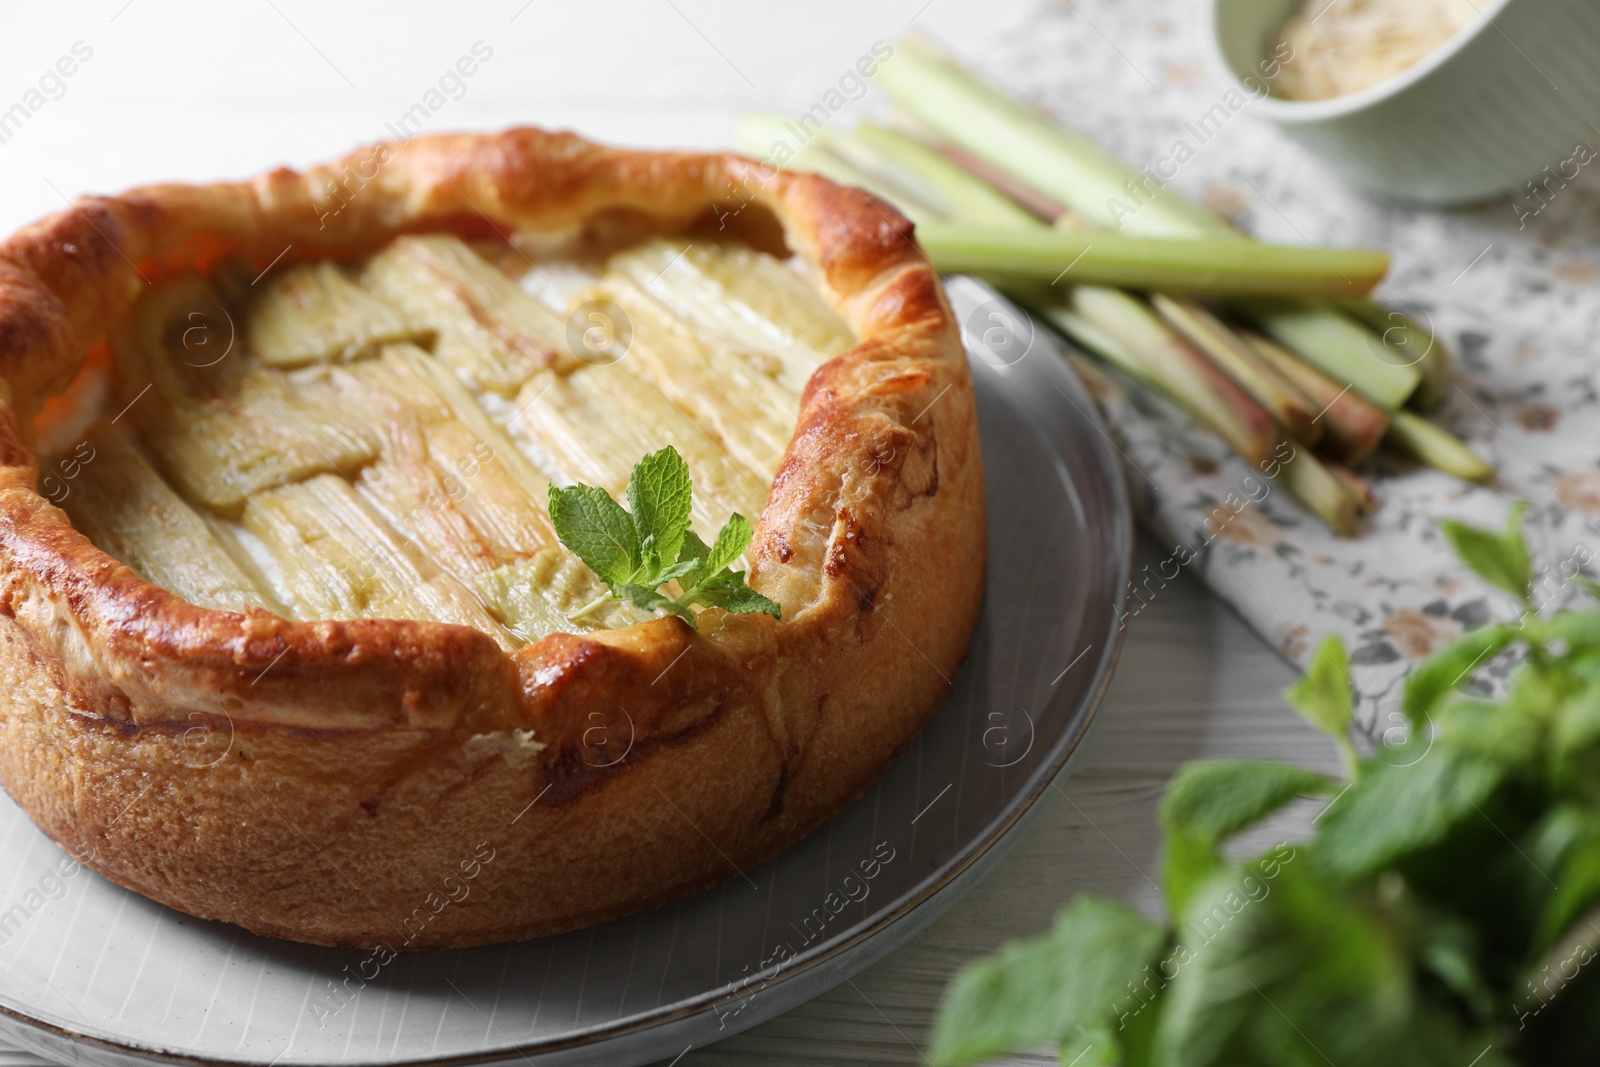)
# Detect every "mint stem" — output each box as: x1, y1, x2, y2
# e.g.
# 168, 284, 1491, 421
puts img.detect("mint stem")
569, 592, 614, 622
